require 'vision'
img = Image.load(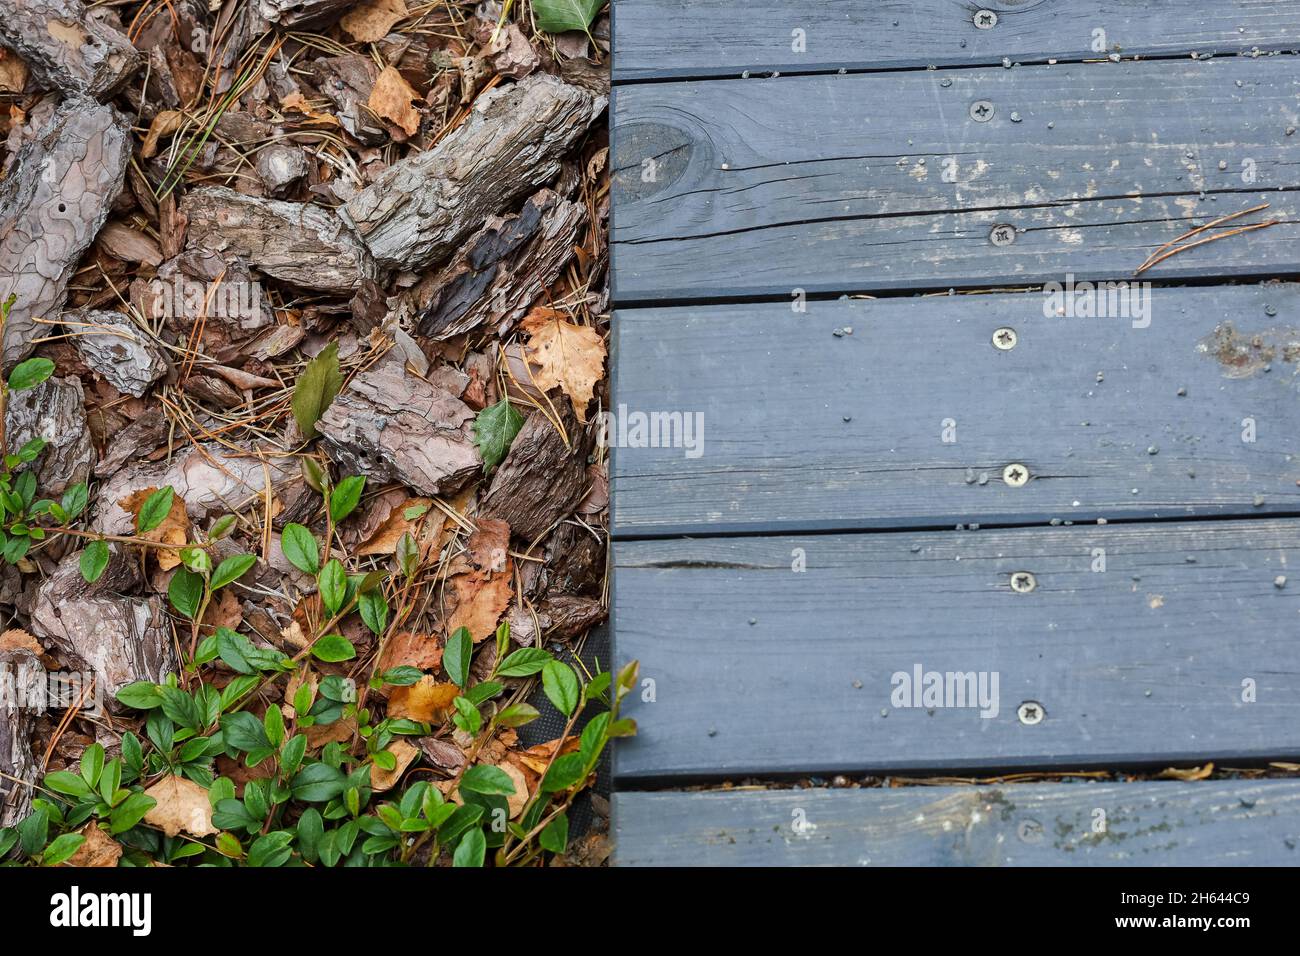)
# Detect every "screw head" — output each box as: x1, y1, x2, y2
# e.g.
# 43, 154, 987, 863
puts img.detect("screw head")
1002, 463, 1030, 487
970, 99, 995, 122
992, 327, 1018, 350
1016, 819, 1044, 843
973, 9, 998, 29
1017, 701, 1045, 725
1010, 571, 1037, 593
989, 223, 1016, 246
